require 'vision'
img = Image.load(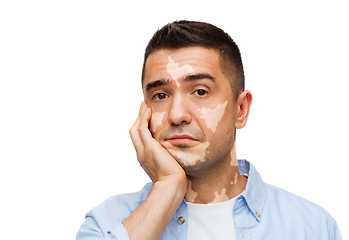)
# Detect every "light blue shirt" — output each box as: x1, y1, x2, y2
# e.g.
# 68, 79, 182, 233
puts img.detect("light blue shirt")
76, 160, 342, 240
